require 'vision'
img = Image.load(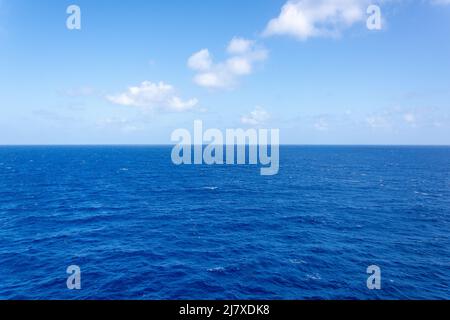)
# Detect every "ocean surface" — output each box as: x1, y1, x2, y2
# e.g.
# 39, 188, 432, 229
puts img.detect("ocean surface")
0, 146, 449, 300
